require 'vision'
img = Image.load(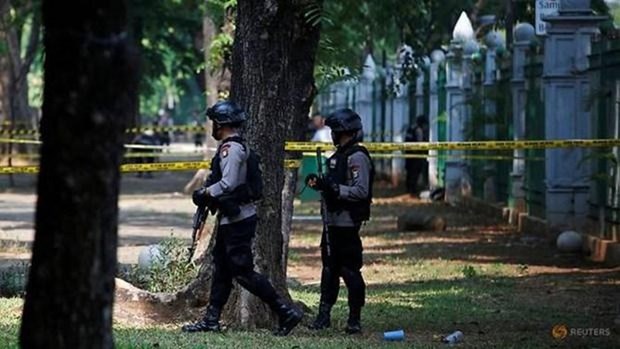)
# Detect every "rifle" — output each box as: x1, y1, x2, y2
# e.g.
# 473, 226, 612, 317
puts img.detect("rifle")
316, 147, 331, 260
188, 204, 209, 263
